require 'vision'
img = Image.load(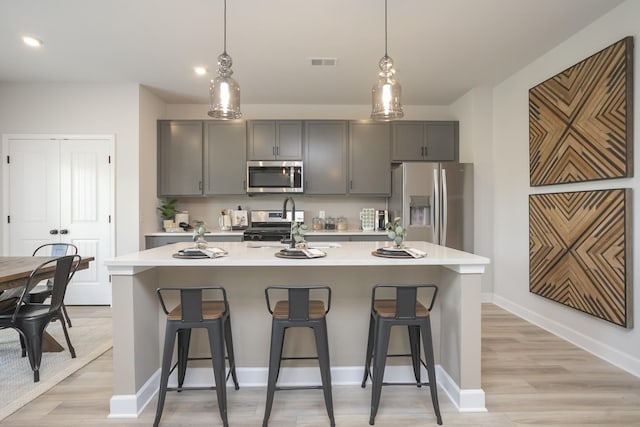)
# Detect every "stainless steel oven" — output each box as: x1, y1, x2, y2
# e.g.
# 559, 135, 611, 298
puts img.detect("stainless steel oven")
246, 160, 303, 193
